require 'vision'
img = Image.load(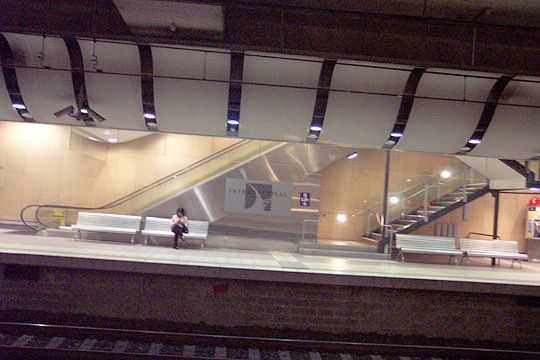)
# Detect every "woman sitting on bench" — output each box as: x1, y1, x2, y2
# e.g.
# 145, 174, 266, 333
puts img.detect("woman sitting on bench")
170, 207, 188, 249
